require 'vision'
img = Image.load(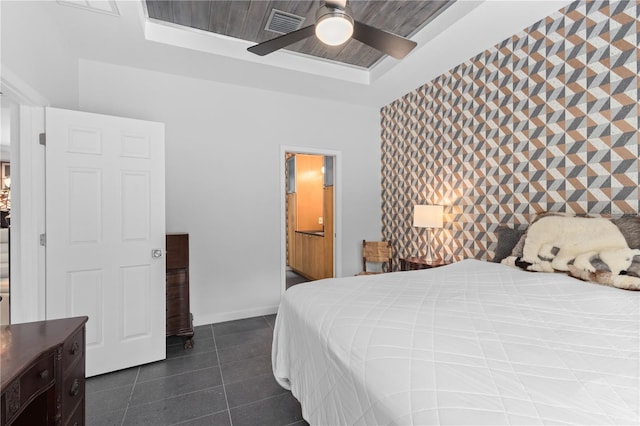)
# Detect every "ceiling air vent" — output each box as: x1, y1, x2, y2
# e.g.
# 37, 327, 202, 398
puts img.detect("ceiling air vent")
265, 9, 306, 35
